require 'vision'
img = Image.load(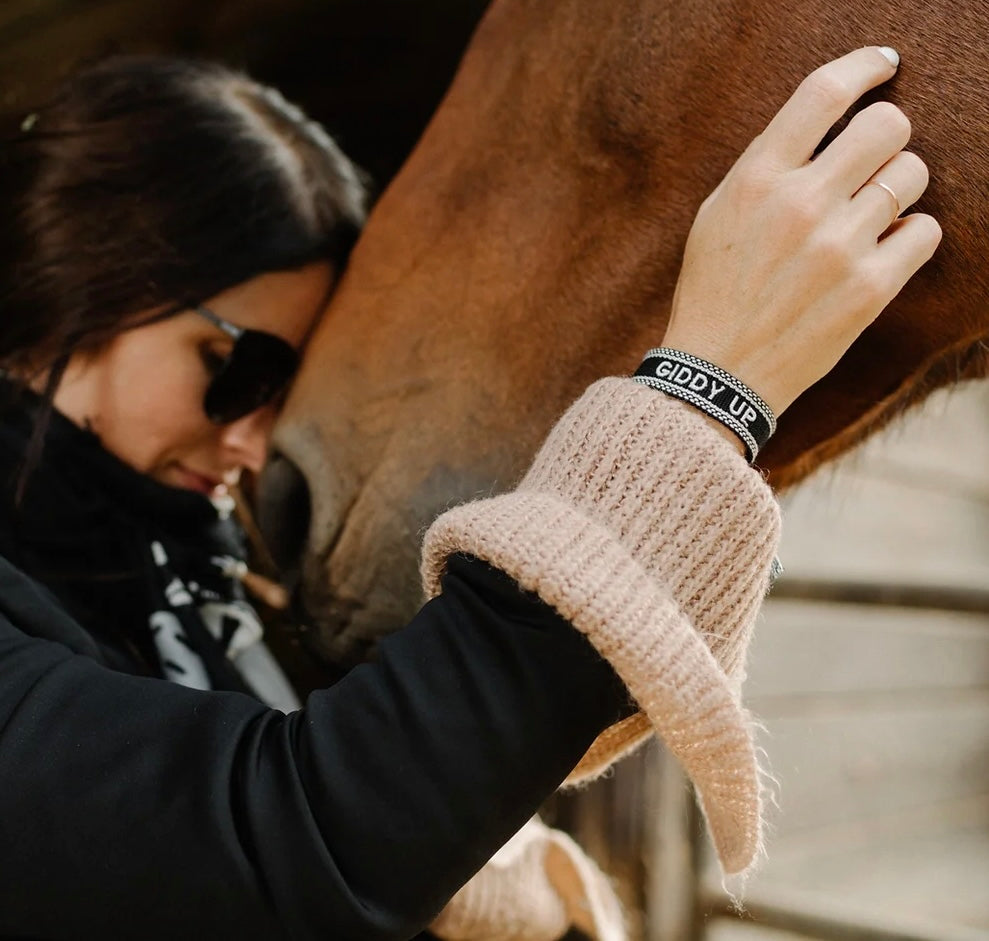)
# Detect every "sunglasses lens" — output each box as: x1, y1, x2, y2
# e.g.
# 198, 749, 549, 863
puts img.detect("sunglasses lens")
203, 331, 299, 424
